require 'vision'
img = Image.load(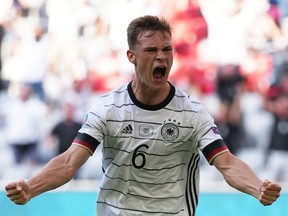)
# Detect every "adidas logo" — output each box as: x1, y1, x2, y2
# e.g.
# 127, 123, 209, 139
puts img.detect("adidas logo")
121, 124, 133, 134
